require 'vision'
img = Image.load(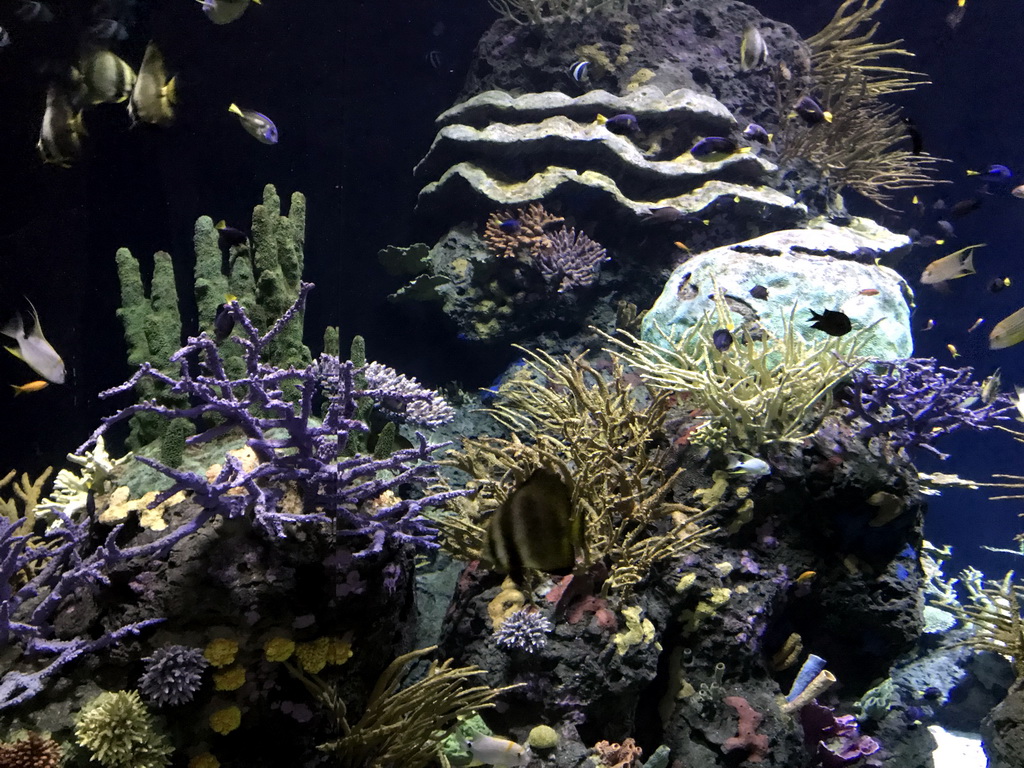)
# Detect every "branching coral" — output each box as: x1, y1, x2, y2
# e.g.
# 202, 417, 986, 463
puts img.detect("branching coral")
483, 204, 608, 293
75, 690, 172, 768
604, 311, 872, 454
138, 645, 209, 707
80, 283, 465, 548
435, 347, 708, 598
0, 732, 61, 768
775, 0, 947, 205
839, 358, 1014, 459
309, 646, 513, 768
949, 571, 1024, 676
